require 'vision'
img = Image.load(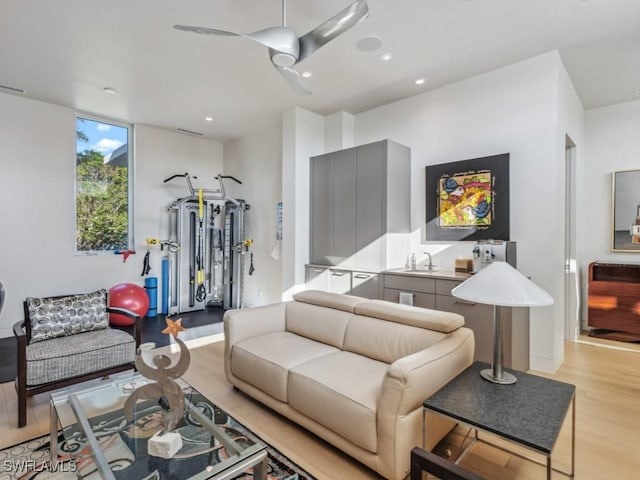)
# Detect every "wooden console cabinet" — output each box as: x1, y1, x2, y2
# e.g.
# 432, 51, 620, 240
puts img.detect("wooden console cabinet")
588, 262, 640, 340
